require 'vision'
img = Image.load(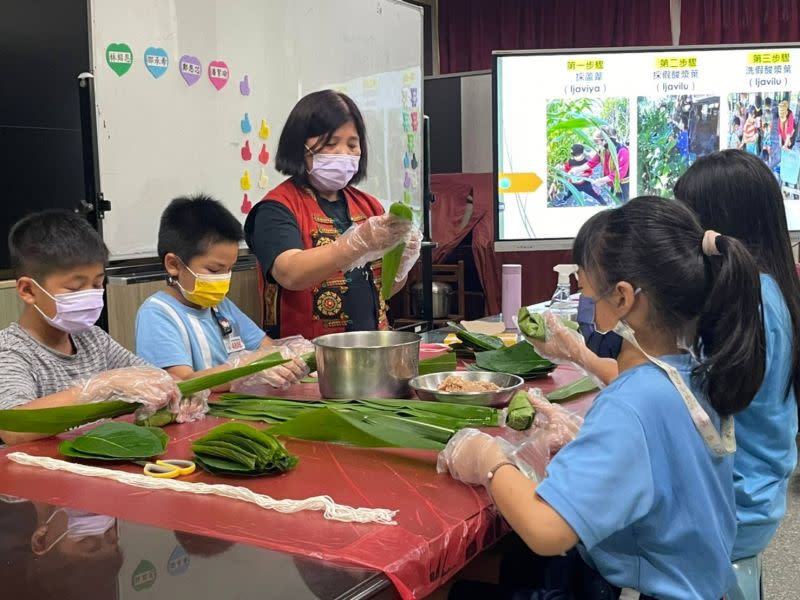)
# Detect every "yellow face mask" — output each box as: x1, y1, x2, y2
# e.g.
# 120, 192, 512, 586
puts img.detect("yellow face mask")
177, 264, 231, 308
